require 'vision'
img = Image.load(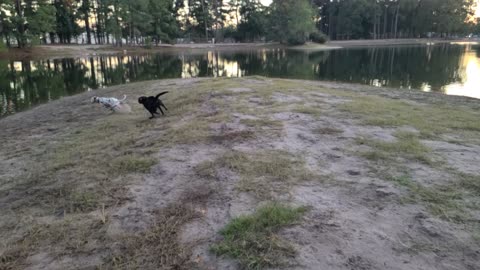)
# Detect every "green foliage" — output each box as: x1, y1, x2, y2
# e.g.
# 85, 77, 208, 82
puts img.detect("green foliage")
269, 0, 315, 45
54, 0, 81, 44
0, 0, 477, 47
309, 31, 328, 44
148, 0, 178, 44
144, 36, 152, 49
28, 4, 56, 36
211, 203, 306, 269
315, 0, 475, 39
0, 40, 6, 52
236, 0, 268, 42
